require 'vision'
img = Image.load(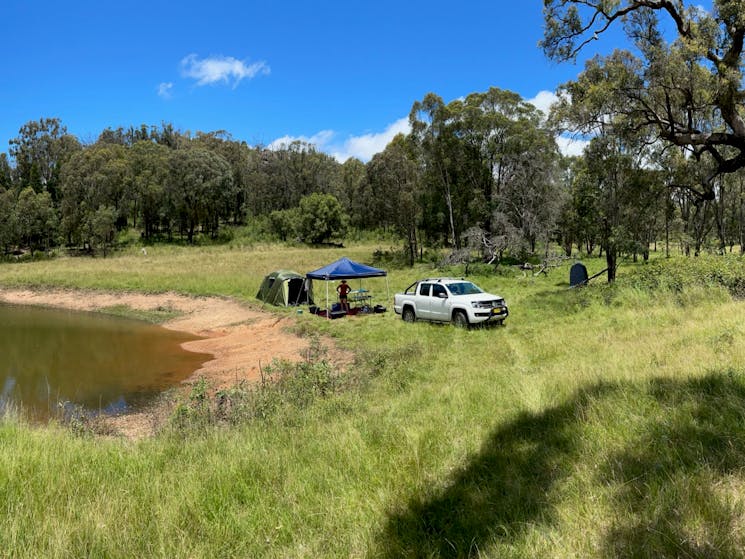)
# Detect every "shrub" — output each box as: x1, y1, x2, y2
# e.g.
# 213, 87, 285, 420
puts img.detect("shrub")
623, 255, 745, 297
169, 338, 340, 431
297, 193, 349, 244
